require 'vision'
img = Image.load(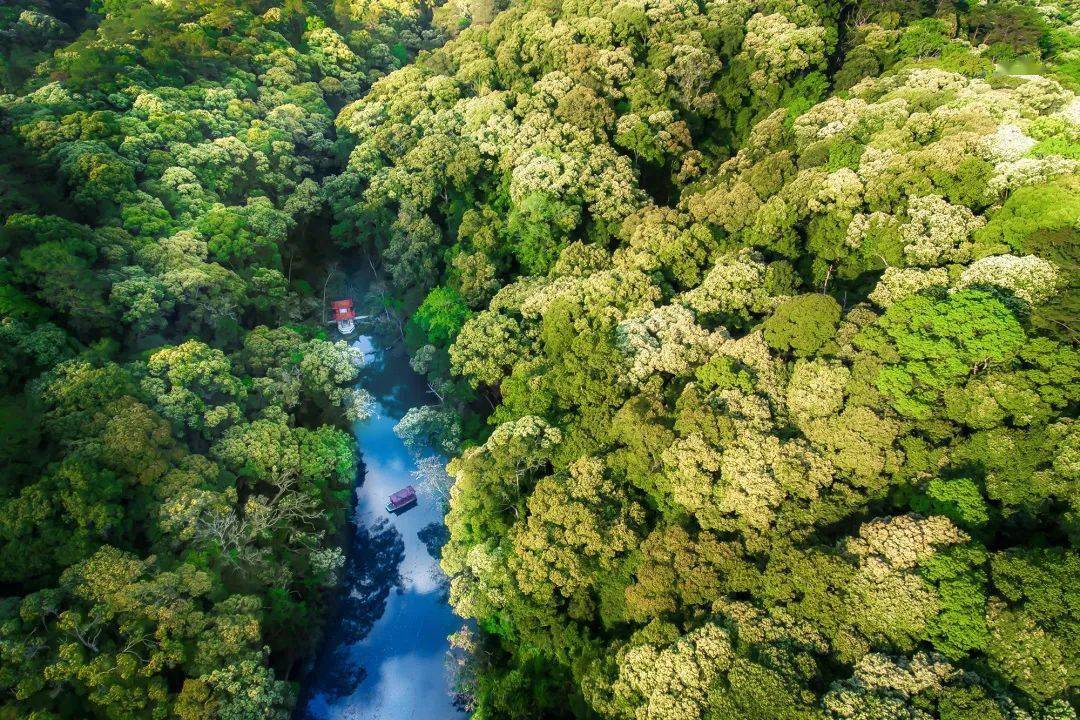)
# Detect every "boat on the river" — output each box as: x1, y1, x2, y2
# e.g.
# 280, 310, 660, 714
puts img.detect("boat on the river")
385, 485, 418, 513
